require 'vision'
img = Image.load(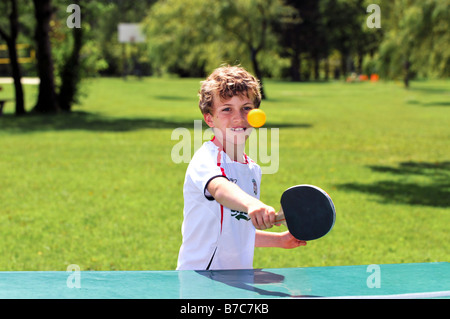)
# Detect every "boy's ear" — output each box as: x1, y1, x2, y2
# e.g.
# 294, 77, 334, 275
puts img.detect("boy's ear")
203, 112, 214, 128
